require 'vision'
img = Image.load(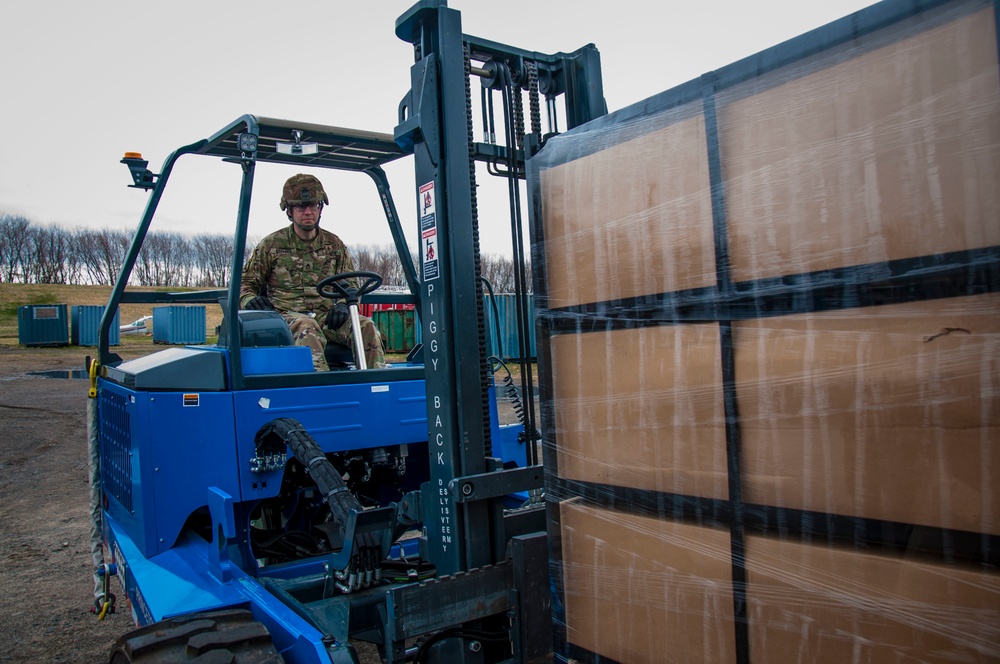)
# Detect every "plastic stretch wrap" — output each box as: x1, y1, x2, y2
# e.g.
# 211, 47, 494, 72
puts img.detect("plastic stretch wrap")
528, 0, 1000, 662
